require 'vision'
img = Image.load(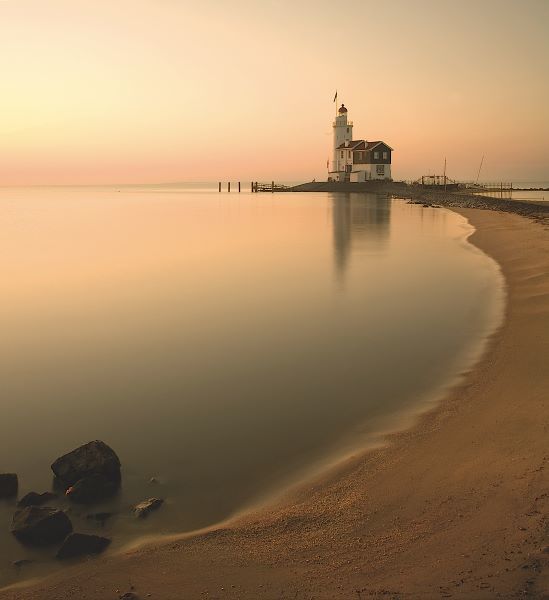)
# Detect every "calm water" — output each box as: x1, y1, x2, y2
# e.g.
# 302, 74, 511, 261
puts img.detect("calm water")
0, 187, 503, 585
510, 181, 549, 202
482, 181, 549, 202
